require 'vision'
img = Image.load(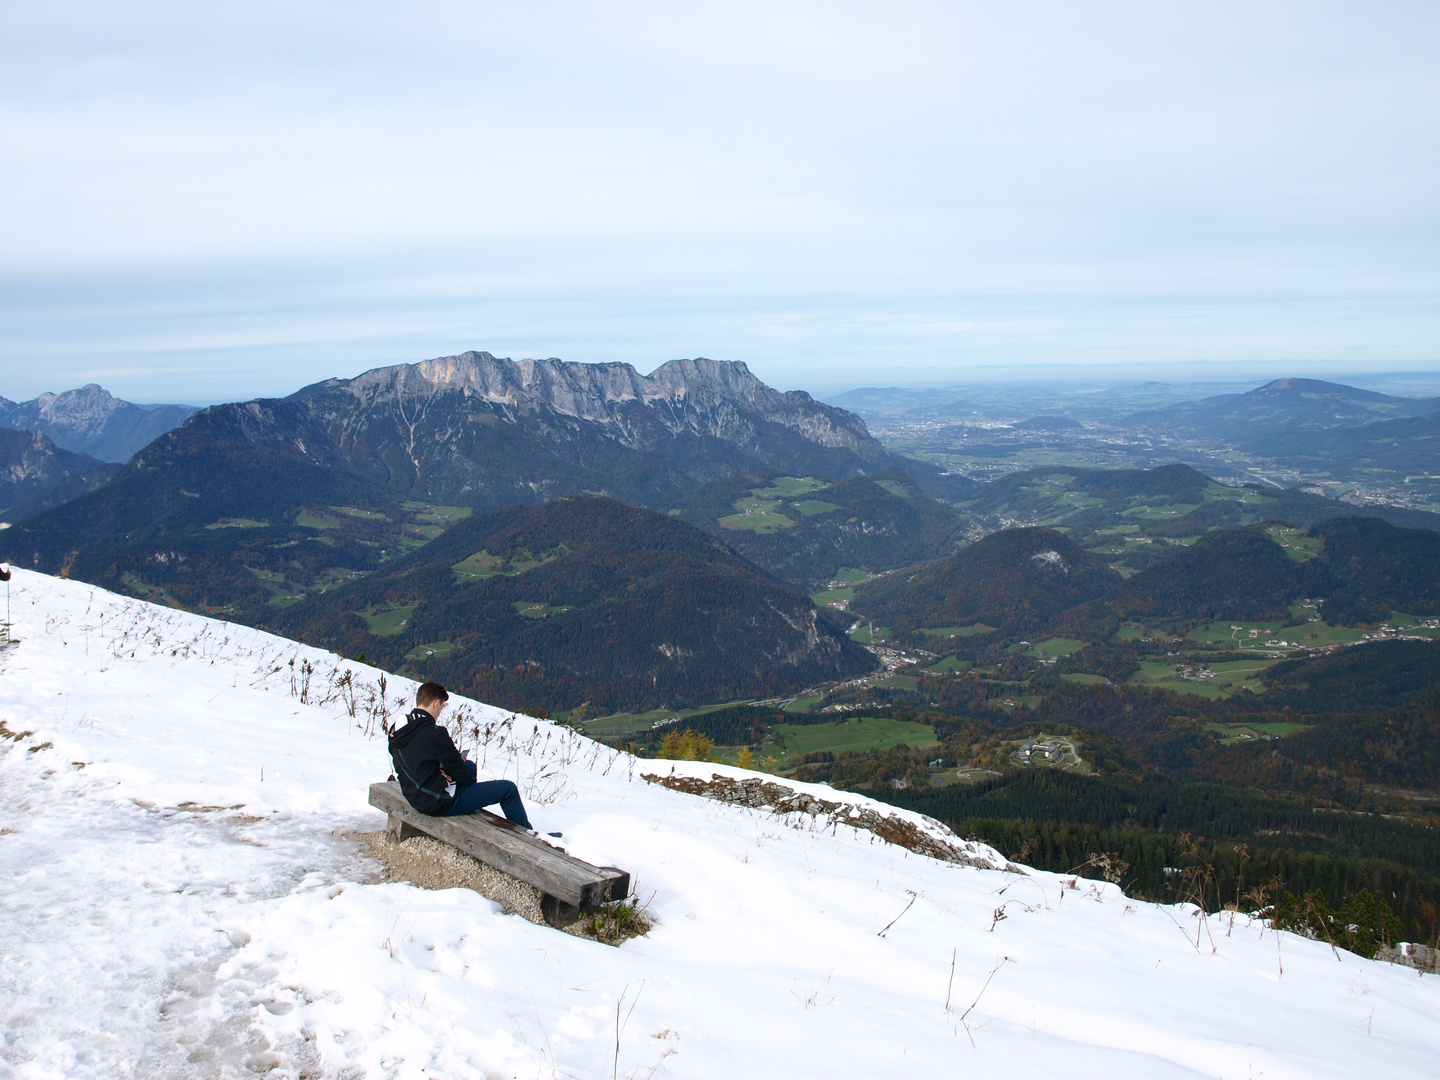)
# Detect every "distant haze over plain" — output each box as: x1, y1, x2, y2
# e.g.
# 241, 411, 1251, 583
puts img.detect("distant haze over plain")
1, 1, 1436, 403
